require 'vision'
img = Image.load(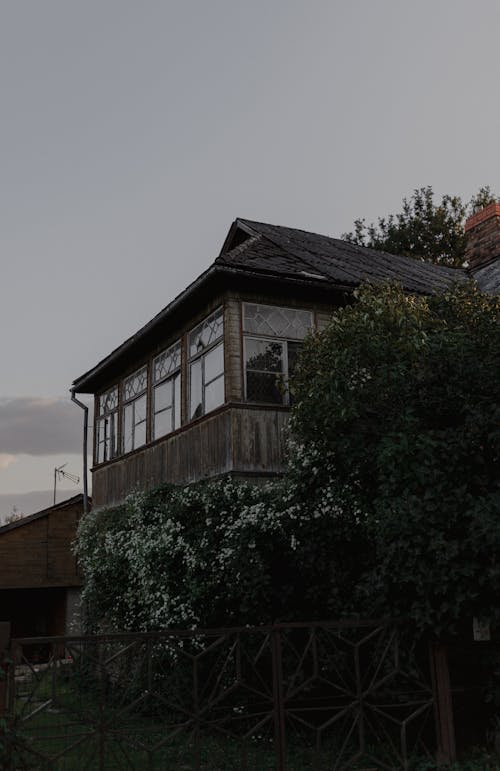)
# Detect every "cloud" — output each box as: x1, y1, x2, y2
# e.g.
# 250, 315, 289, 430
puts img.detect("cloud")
0, 453, 17, 470
0, 397, 92, 456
